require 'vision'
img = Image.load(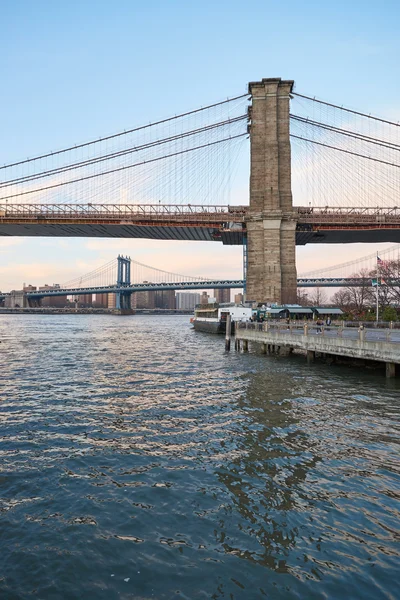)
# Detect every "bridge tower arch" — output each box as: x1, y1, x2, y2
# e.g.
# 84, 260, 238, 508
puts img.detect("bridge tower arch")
116, 255, 132, 312
246, 78, 297, 305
